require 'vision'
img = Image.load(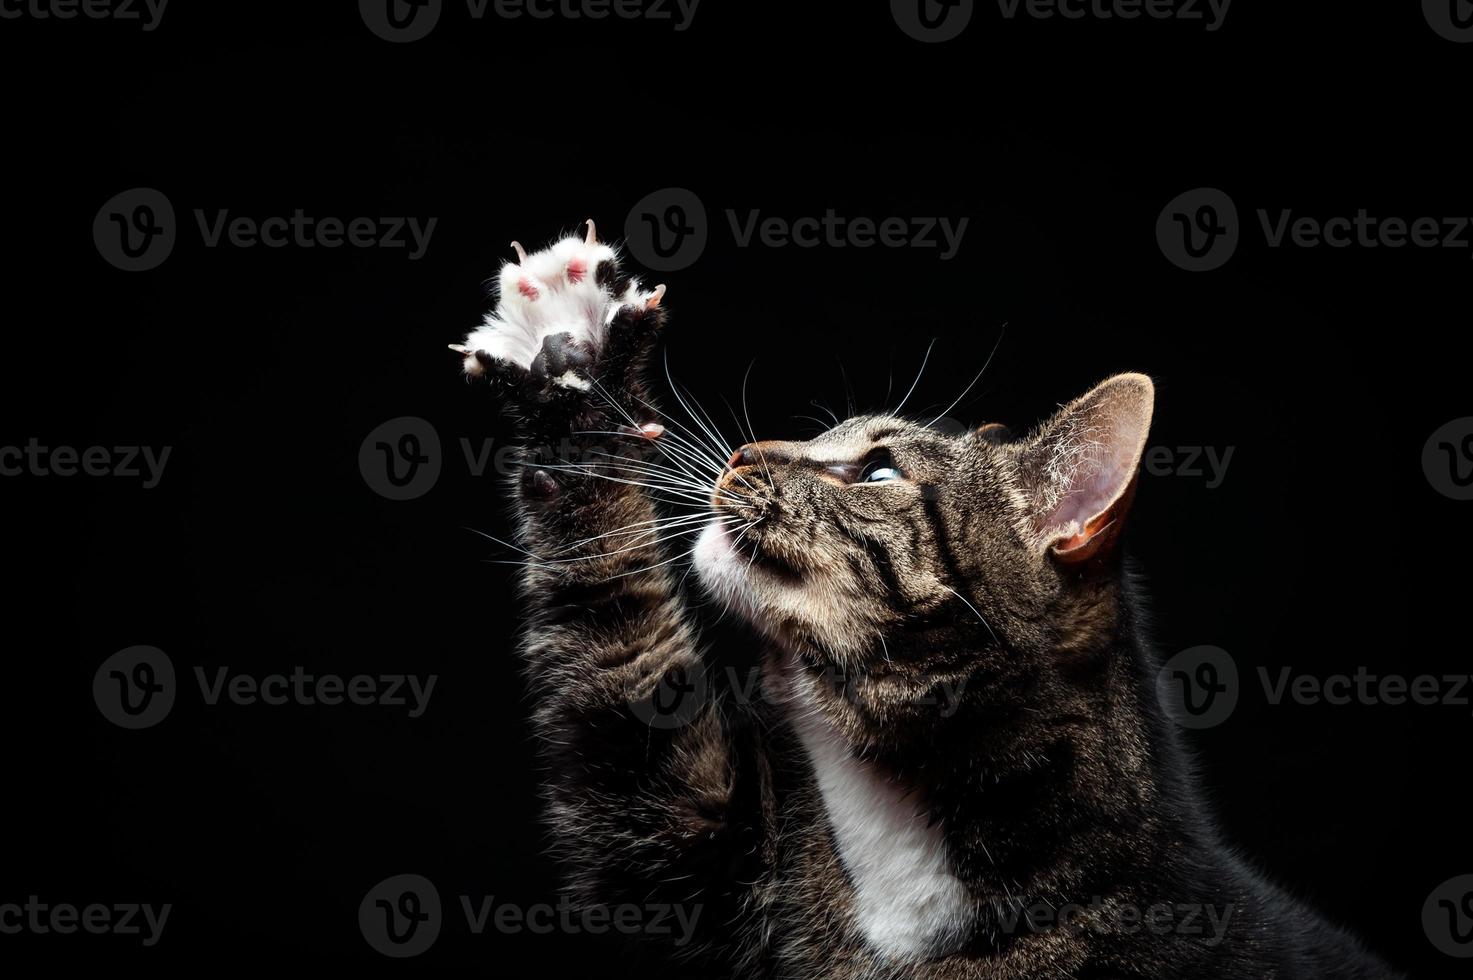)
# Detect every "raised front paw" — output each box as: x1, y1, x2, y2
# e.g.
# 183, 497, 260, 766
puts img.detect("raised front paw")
450, 220, 667, 416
